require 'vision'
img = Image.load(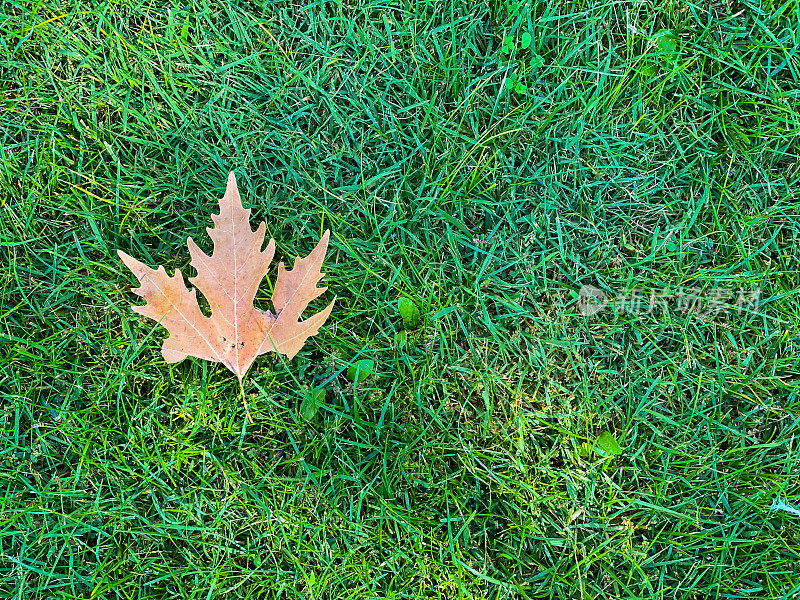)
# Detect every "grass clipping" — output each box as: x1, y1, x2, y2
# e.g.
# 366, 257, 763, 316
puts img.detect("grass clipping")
118, 172, 334, 385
